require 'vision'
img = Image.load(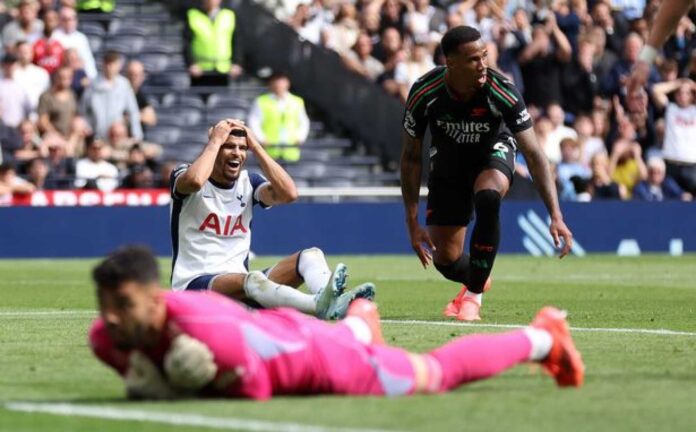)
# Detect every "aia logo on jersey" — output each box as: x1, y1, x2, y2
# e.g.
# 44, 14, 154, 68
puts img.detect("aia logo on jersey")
199, 213, 248, 236
472, 108, 488, 117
